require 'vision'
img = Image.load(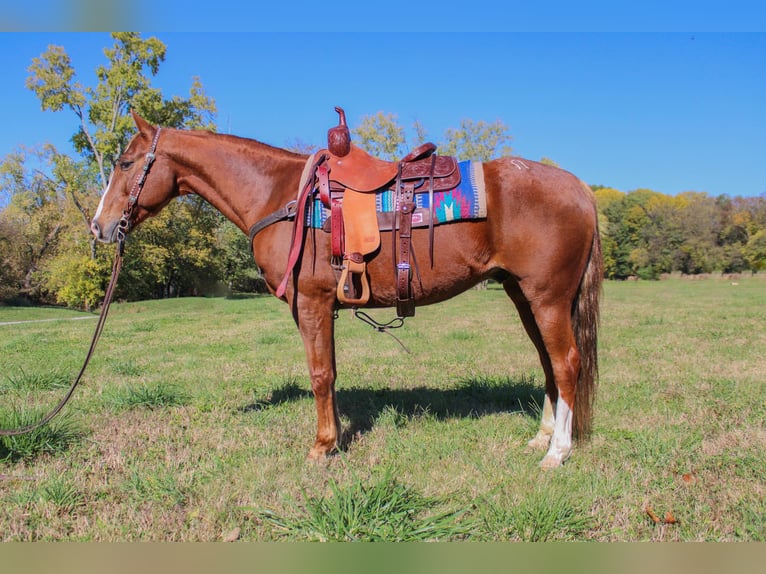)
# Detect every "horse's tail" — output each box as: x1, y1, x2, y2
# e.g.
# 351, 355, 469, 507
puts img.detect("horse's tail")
572, 216, 603, 440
